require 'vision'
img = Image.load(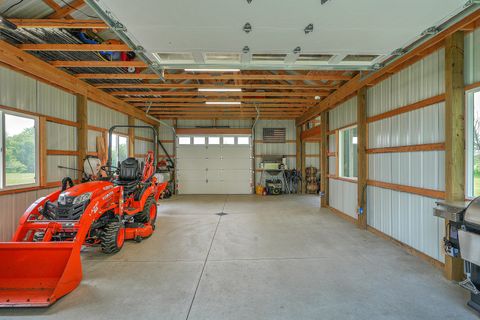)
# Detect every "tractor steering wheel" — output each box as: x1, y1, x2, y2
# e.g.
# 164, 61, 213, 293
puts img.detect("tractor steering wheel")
101, 165, 118, 177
